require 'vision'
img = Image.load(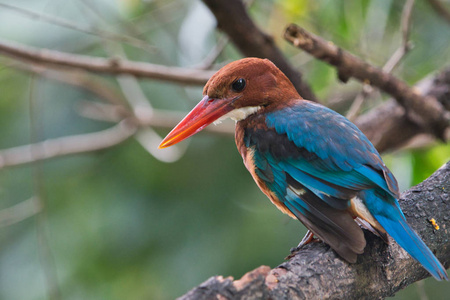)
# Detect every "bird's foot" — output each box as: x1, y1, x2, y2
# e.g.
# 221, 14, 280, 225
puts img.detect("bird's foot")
285, 230, 320, 260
